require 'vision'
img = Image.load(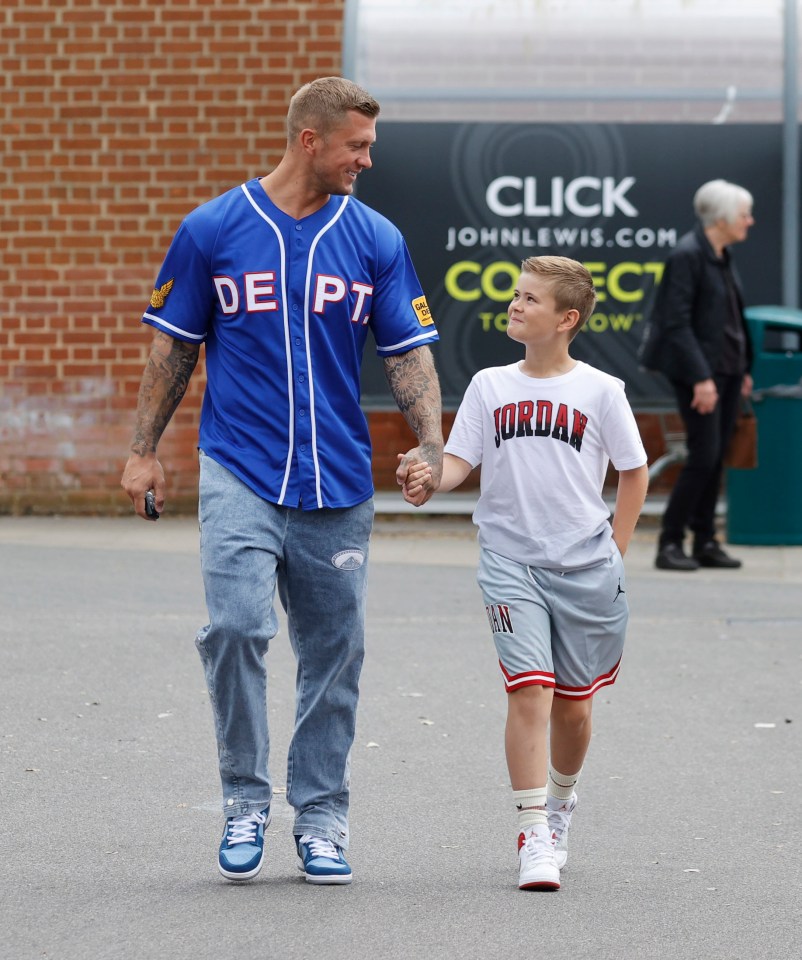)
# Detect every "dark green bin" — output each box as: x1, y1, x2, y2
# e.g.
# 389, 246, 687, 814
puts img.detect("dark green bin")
727, 306, 802, 545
